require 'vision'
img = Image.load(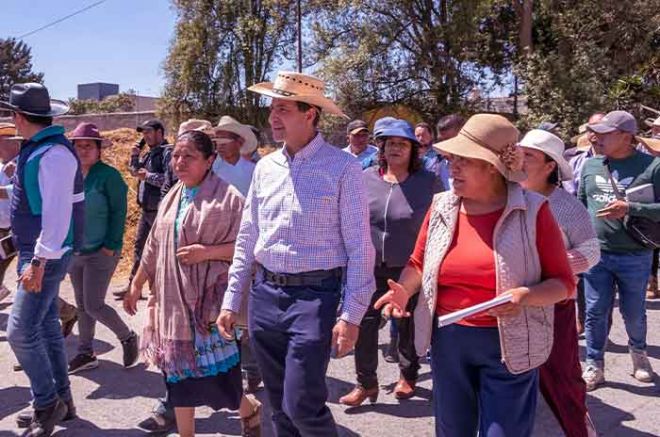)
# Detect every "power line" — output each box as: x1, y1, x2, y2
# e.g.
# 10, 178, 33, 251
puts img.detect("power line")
17, 0, 109, 39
